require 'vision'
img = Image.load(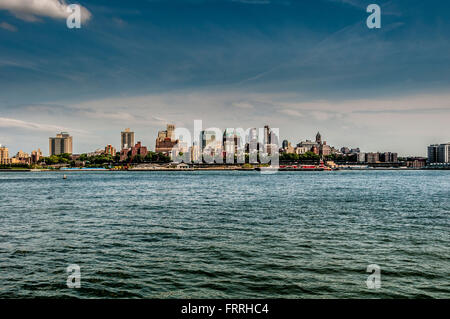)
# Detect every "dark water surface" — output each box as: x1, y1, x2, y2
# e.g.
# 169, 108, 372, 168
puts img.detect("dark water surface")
0, 170, 449, 298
